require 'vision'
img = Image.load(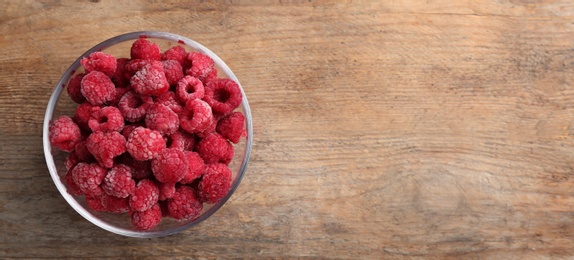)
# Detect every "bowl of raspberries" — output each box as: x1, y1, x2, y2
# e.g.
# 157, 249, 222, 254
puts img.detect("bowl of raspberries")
43, 31, 252, 237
